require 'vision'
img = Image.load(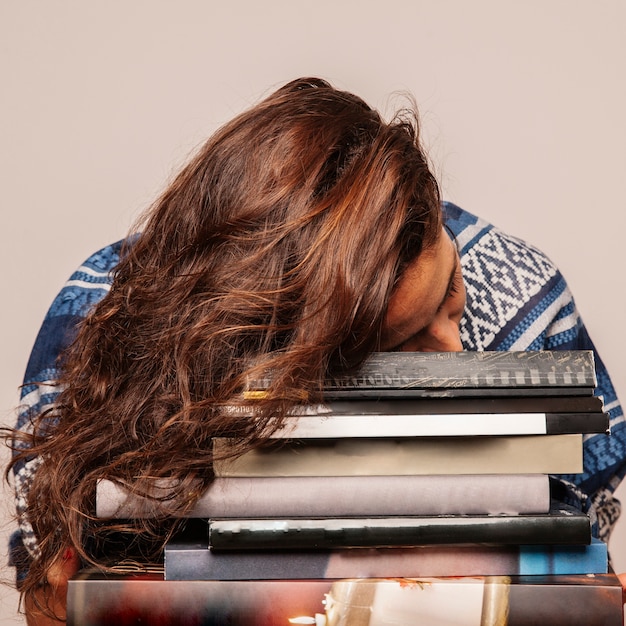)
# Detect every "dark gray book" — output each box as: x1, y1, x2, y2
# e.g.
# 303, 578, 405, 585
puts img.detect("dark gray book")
207, 502, 591, 550
247, 350, 598, 398
349, 395, 606, 414
164, 537, 608, 580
